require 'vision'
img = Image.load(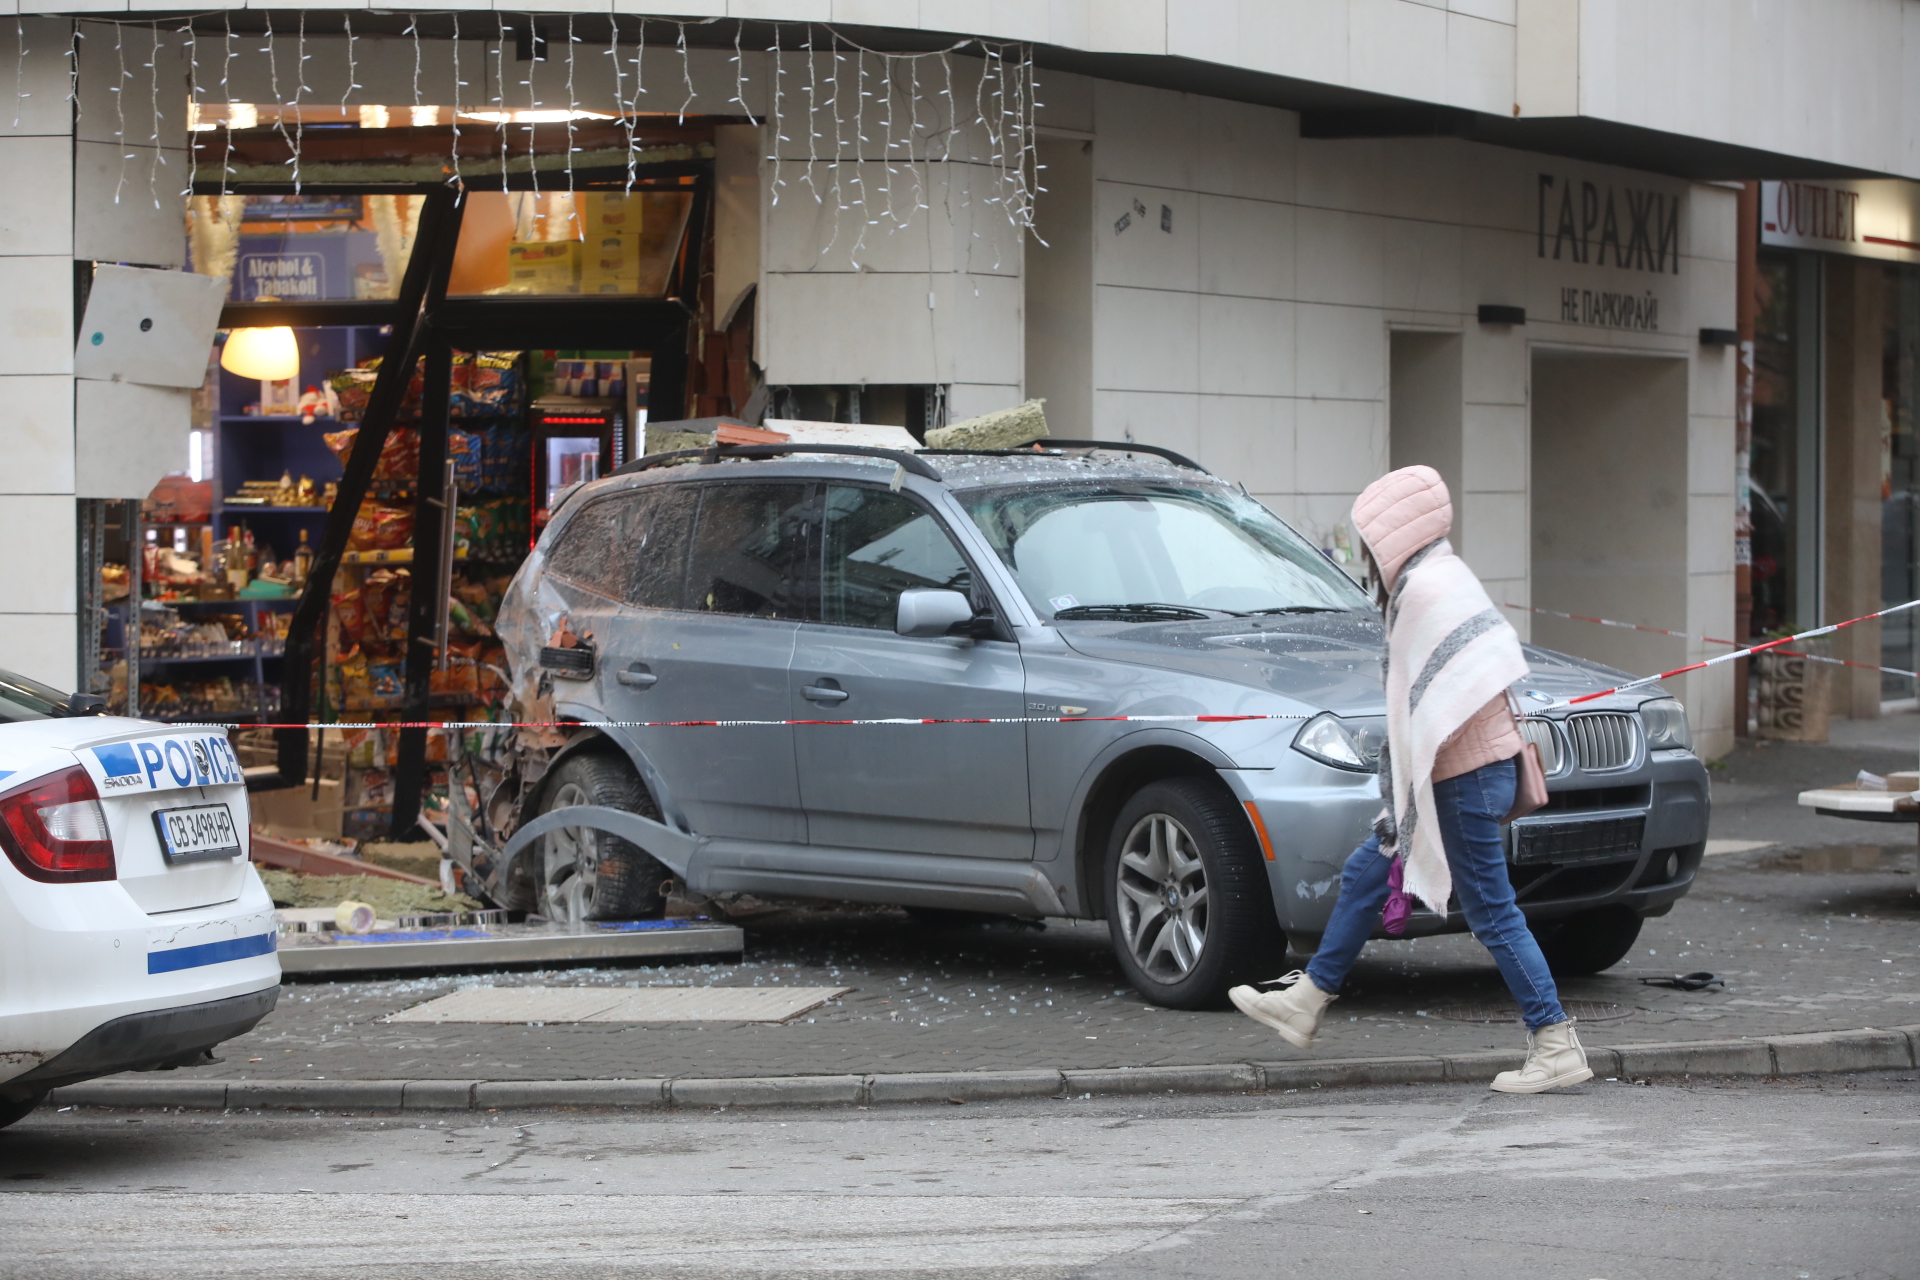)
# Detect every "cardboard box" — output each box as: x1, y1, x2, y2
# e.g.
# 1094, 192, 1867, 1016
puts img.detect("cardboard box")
580, 192, 643, 235
506, 240, 580, 293
580, 233, 642, 295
